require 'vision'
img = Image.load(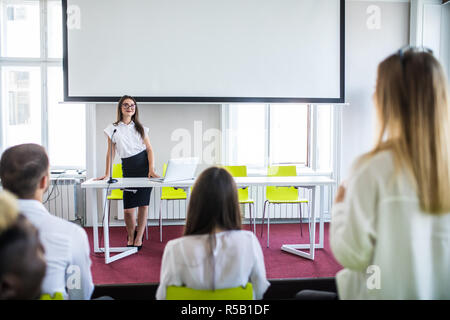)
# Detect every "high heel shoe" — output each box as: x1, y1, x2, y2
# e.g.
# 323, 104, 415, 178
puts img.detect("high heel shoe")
127, 230, 137, 247
134, 231, 144, 251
